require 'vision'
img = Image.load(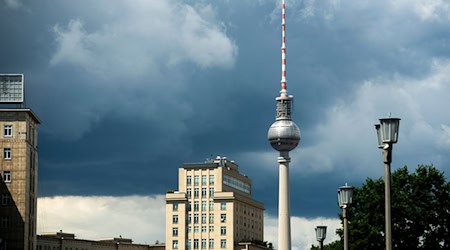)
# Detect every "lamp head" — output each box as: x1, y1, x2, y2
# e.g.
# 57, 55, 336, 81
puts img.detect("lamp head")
315, 225, 327, 242
337, 183, 354, 208
378, 117, 400, 144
